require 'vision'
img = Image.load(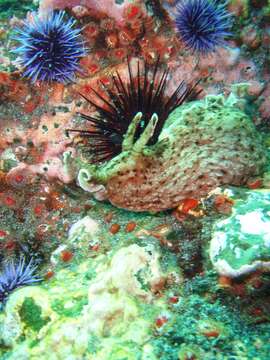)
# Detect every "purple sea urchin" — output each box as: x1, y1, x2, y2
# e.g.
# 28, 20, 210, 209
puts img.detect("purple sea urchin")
13, 11, 85, 83
175, 0, 232, 55
69, 58, 200, 163
0, 257, 41, 306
